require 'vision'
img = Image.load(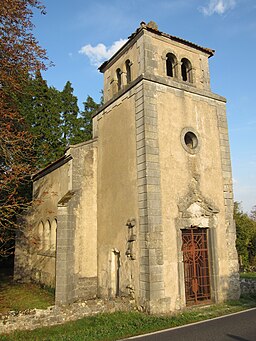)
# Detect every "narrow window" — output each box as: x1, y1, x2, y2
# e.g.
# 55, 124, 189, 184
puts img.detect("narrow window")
116, 68, 122, 90
125, 60, 131, 84
38, 221, 44, 250
50, 219, 57, 251
44, 220, 51, 251
181, 58, 192, 83
166, 53, 177, 77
